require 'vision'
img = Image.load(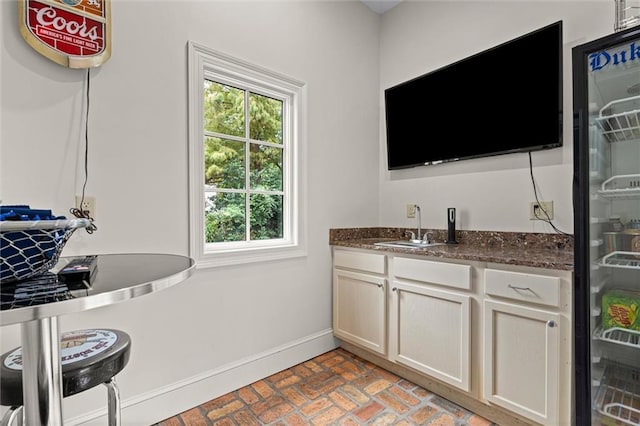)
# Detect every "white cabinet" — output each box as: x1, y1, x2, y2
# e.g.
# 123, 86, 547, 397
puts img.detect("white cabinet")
334, 249, 385, 275
484, 269, 560, 308
389, 256, 472, 392
483, 299, 560, 425
332, 248, 572, 426
482, 267, 569, 426
389, 281, 471, 392
393, 257, 472, 290
332, 250, 387, 355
